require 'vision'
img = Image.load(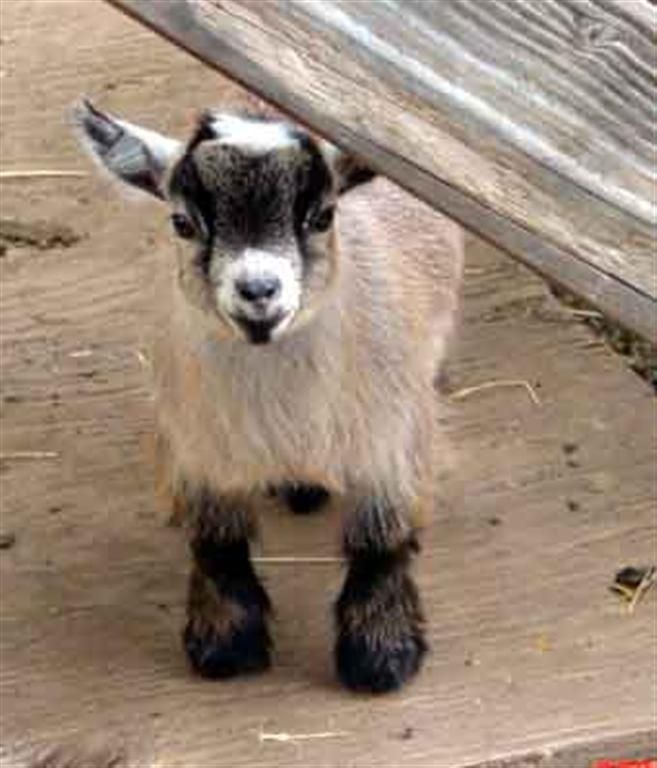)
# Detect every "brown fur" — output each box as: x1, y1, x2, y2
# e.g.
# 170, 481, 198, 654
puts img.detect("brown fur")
152, 177, 463, 519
